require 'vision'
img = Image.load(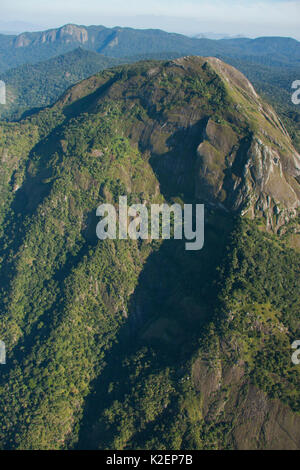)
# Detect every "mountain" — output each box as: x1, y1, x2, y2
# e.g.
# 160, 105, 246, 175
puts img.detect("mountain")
221, 59, 300, 153
0, 24, 299, 72
1, 45, 299, 158
0, 57, 299, 450
0, 29, 299, 159
0, 48, 125, 120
